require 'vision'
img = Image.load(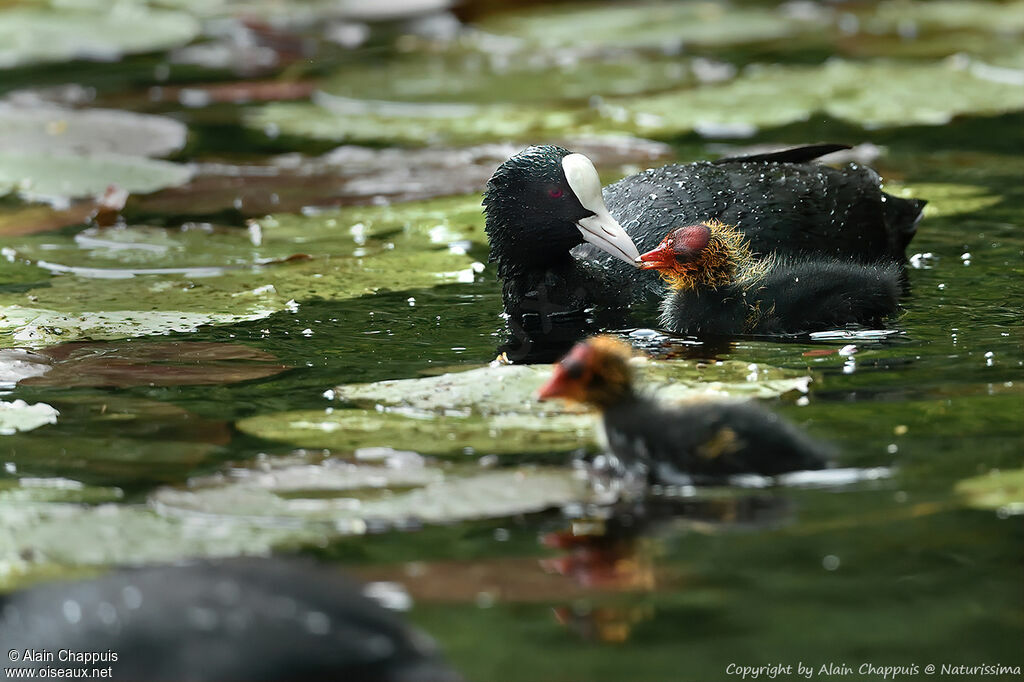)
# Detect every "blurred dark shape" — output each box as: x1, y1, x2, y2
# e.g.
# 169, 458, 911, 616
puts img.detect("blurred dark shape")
0, 559, 461, 682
